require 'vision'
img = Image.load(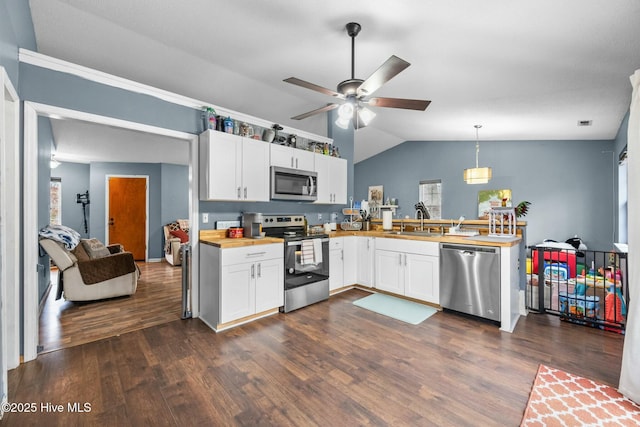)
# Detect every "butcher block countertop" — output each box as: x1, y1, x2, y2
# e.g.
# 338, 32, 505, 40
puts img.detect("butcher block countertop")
200, 228, 521, 248
200, 230, 283, 248
328, 230, 521, 247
